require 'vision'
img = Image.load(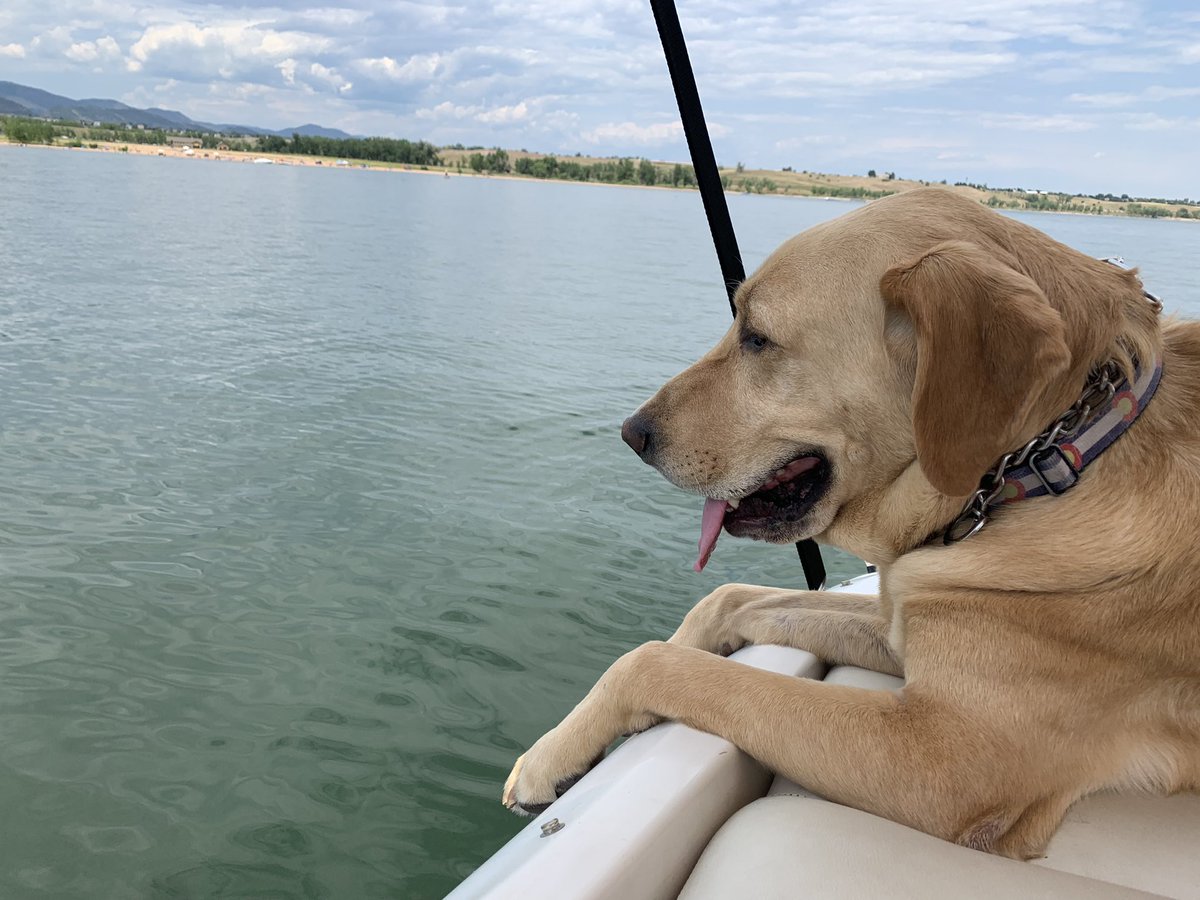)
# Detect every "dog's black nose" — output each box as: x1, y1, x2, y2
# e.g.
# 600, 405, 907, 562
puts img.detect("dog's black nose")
621, 414, 656, 460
